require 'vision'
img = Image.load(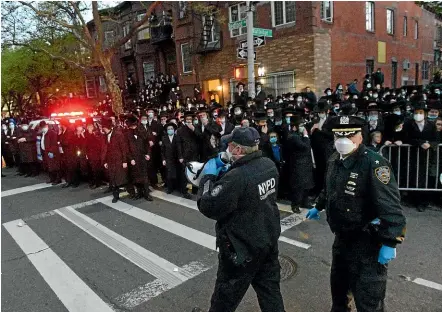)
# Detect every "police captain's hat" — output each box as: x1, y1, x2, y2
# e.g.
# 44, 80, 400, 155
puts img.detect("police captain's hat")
329, 115, 365, 137
231, 127, 260, 147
